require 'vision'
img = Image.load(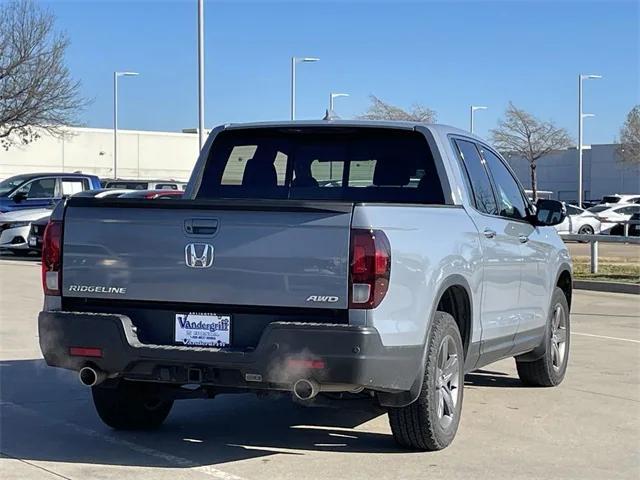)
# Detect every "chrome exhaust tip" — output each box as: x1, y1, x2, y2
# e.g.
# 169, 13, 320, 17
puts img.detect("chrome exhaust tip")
292, 378, 319, 400
78, 366, 106, 387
